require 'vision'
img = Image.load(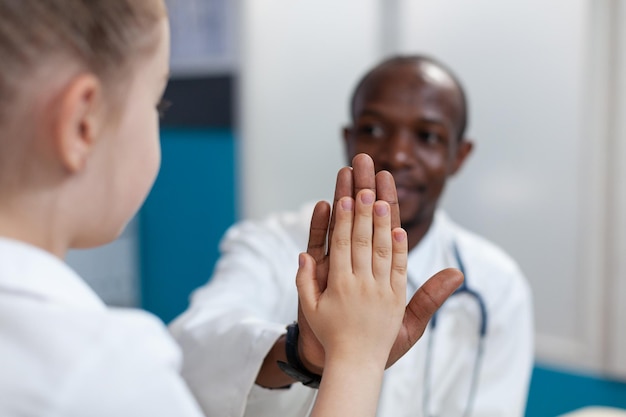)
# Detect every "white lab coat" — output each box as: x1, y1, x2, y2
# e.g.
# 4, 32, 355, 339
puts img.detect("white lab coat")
0, 238, 204, 417
170, 204, 534, 417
